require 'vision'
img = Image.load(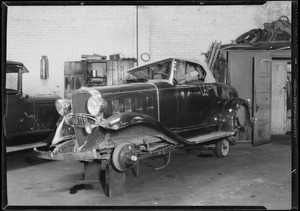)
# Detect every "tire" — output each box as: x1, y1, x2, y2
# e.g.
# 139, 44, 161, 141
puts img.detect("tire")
214, 138, 230, 157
